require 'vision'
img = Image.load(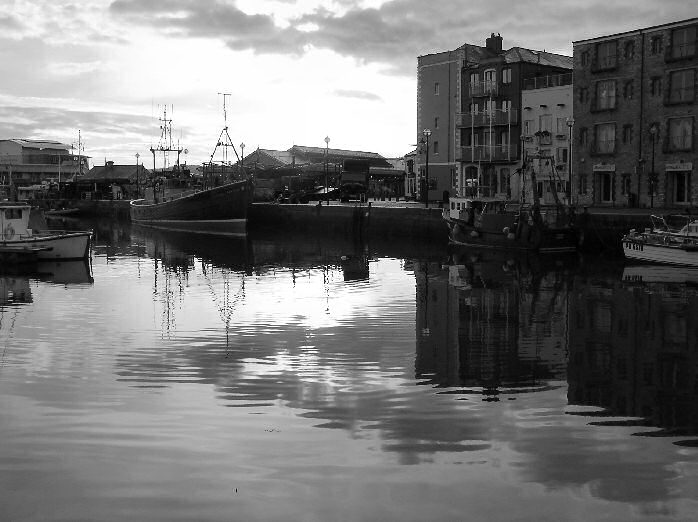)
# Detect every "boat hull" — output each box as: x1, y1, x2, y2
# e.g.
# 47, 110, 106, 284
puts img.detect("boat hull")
622, 236, 698, 266
444, 215, 578, 253
1, 232, 92, 260
129, 180, 252, 226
